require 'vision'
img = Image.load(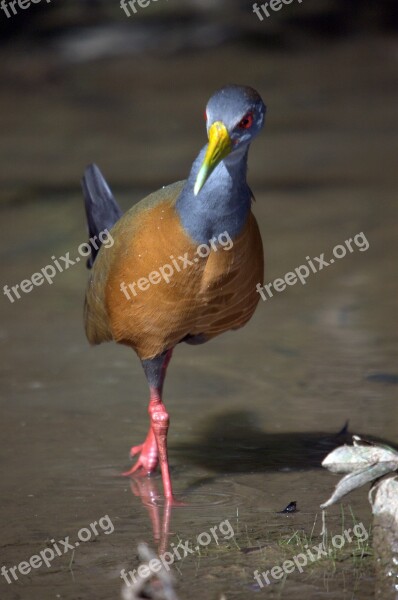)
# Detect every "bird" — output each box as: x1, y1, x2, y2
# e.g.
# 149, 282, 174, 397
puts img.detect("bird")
81, 85, 266, 503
